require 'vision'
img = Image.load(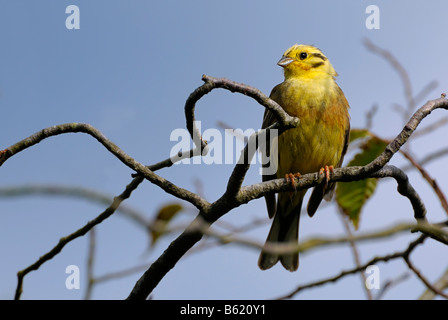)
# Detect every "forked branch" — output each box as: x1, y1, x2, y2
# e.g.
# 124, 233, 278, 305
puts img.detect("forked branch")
3, 74, 447, 300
